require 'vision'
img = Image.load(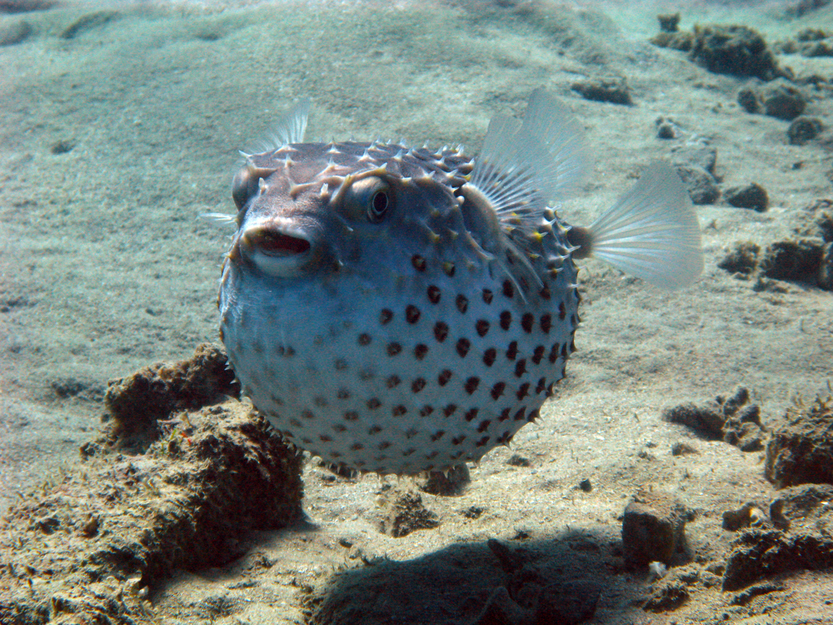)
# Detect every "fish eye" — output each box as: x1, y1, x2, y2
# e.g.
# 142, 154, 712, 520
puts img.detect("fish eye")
368, 189, 390, 223
342, 176, 393, 224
